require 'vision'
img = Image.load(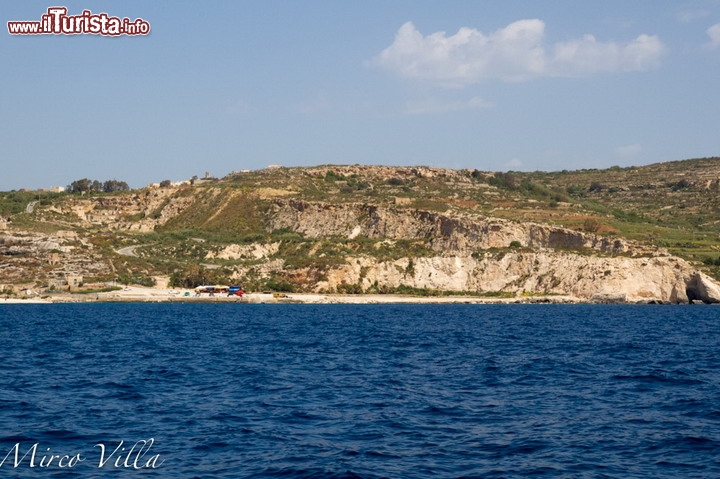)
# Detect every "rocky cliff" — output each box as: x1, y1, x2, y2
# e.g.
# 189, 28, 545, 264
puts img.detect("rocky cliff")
314, 252, 694, 303
256, 199, 713, 303
3, 163, 720, 303
268, 199, 650, 255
